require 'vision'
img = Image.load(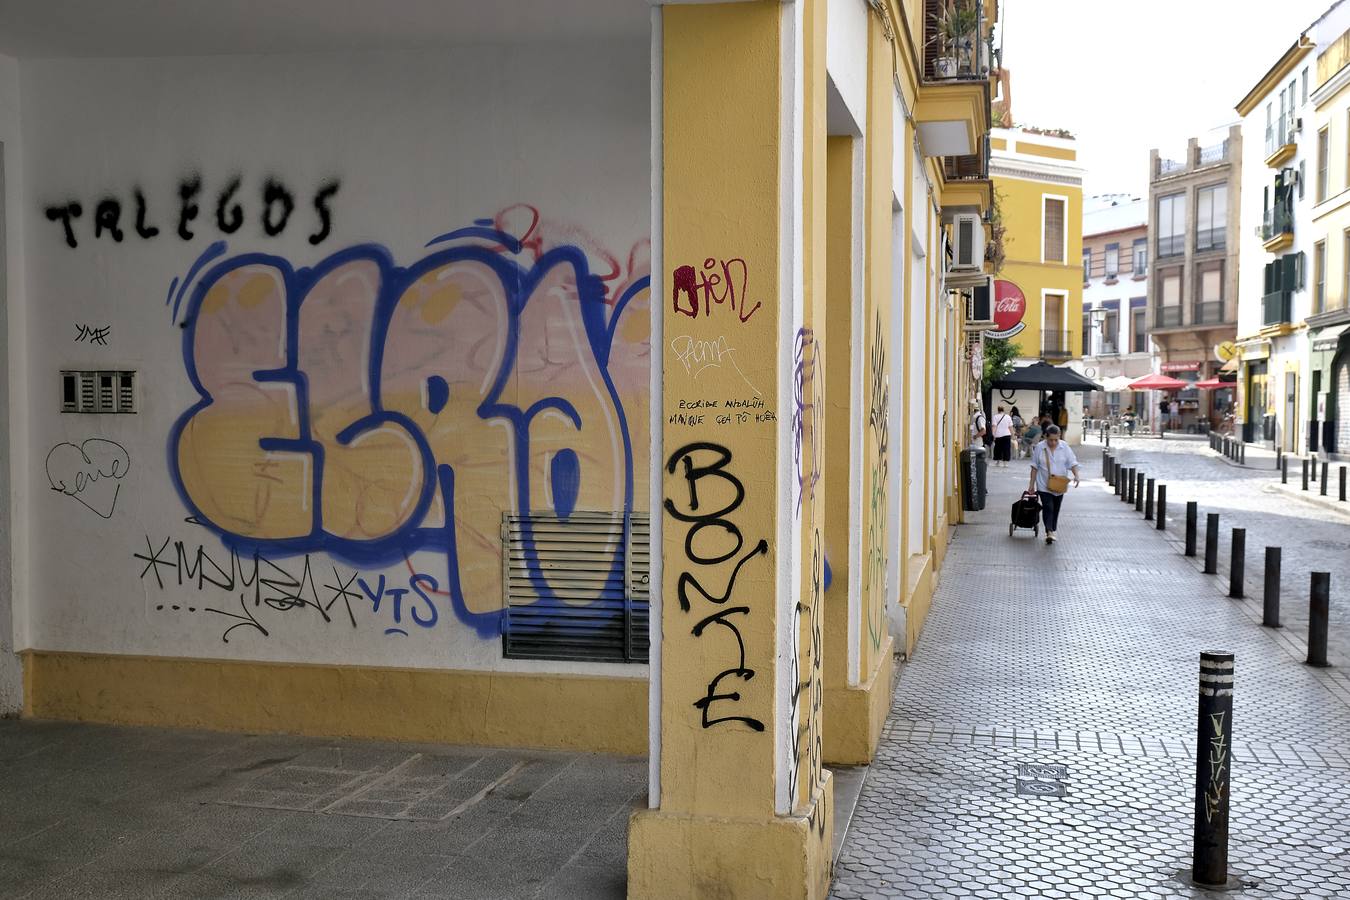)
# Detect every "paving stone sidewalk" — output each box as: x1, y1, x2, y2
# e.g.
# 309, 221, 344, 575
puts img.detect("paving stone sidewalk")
832, 444, 1350, 899
0, 724, 639, 899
